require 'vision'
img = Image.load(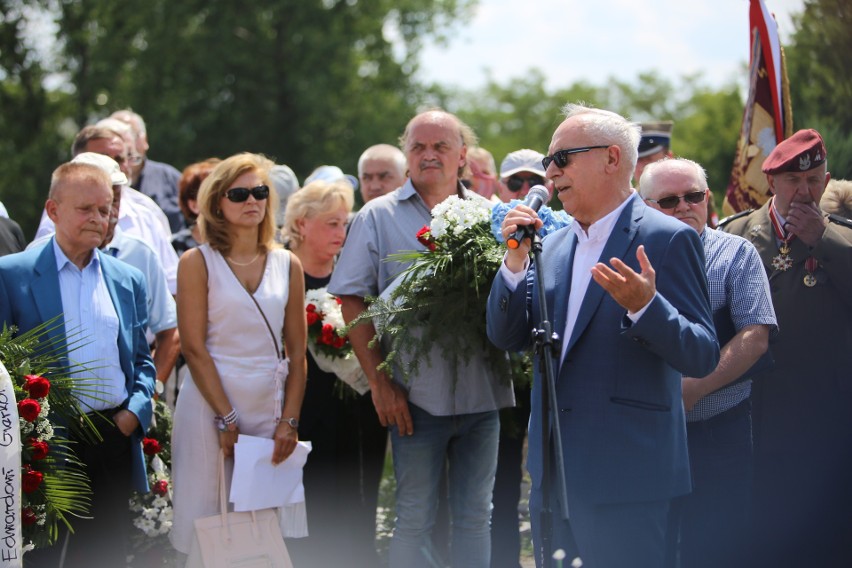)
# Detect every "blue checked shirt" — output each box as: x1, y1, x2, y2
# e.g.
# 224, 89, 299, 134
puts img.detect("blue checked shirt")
688, 227, 777, 421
